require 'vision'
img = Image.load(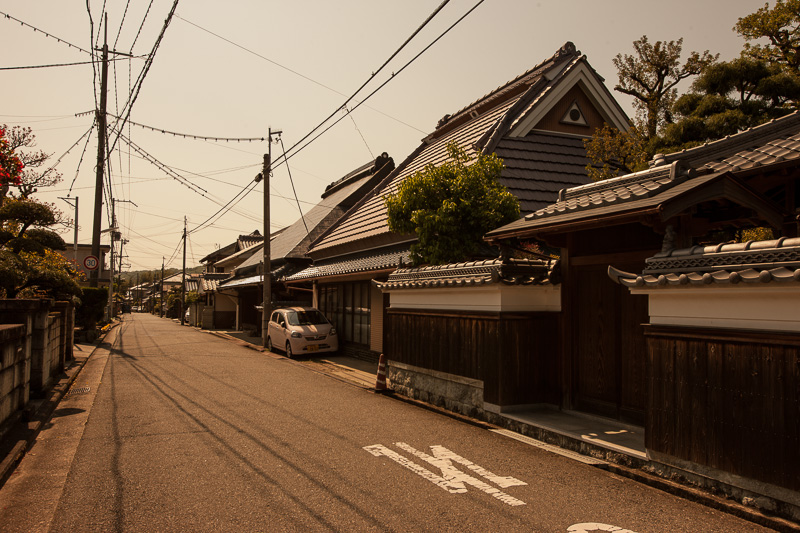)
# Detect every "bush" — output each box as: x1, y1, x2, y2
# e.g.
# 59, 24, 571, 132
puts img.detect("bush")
76, 286, 107, 329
